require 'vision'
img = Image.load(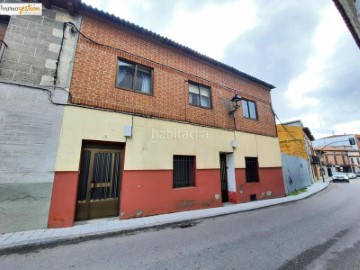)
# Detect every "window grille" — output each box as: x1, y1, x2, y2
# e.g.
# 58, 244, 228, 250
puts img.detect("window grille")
173, 156, 195, 188
245, 157, 260, 182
